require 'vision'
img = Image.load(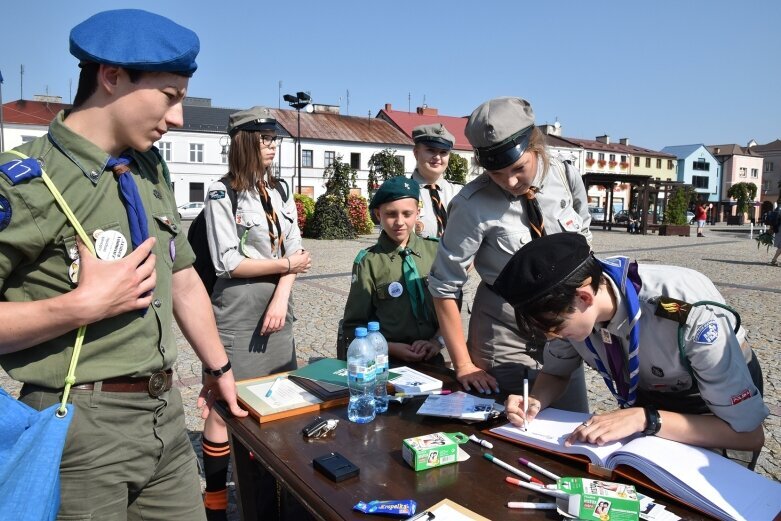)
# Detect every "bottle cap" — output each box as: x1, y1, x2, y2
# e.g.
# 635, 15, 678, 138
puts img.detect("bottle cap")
355, 327, 368, 337
367, 321, 380, 331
